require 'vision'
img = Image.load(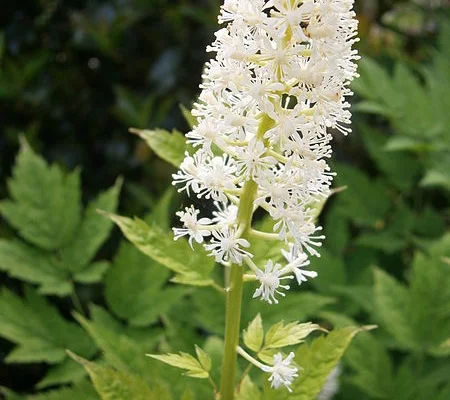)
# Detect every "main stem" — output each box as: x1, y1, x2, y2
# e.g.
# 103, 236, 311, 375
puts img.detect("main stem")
219, 115, 273, 400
